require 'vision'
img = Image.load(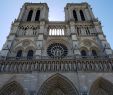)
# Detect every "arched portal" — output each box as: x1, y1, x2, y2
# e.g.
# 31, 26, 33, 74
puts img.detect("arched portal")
0, 81, 25, 95
38, 73, 79, 95
89, 77, 113, 95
